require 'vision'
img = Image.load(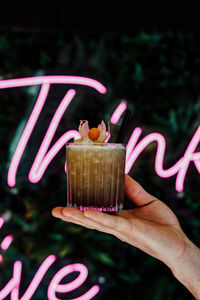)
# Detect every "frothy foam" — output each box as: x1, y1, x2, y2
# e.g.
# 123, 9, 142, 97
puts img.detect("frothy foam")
67, 143, 125, 150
